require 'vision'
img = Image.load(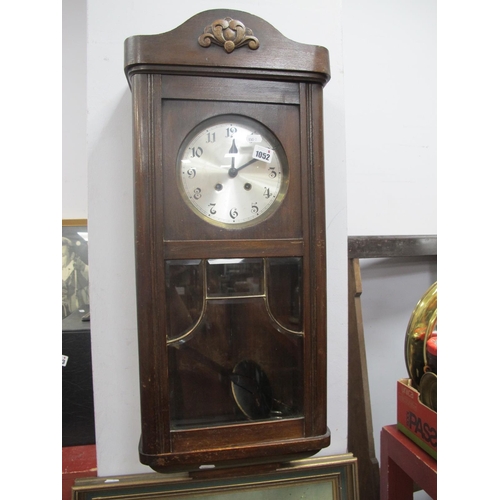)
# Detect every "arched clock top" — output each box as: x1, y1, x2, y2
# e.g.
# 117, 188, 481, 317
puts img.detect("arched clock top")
124, 9, 330, 85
